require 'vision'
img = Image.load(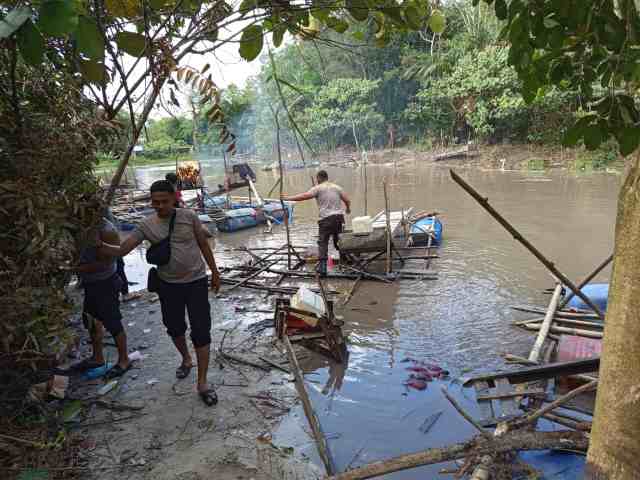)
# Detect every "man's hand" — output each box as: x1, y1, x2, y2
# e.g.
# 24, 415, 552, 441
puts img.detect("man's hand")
211, 270, 221, 293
